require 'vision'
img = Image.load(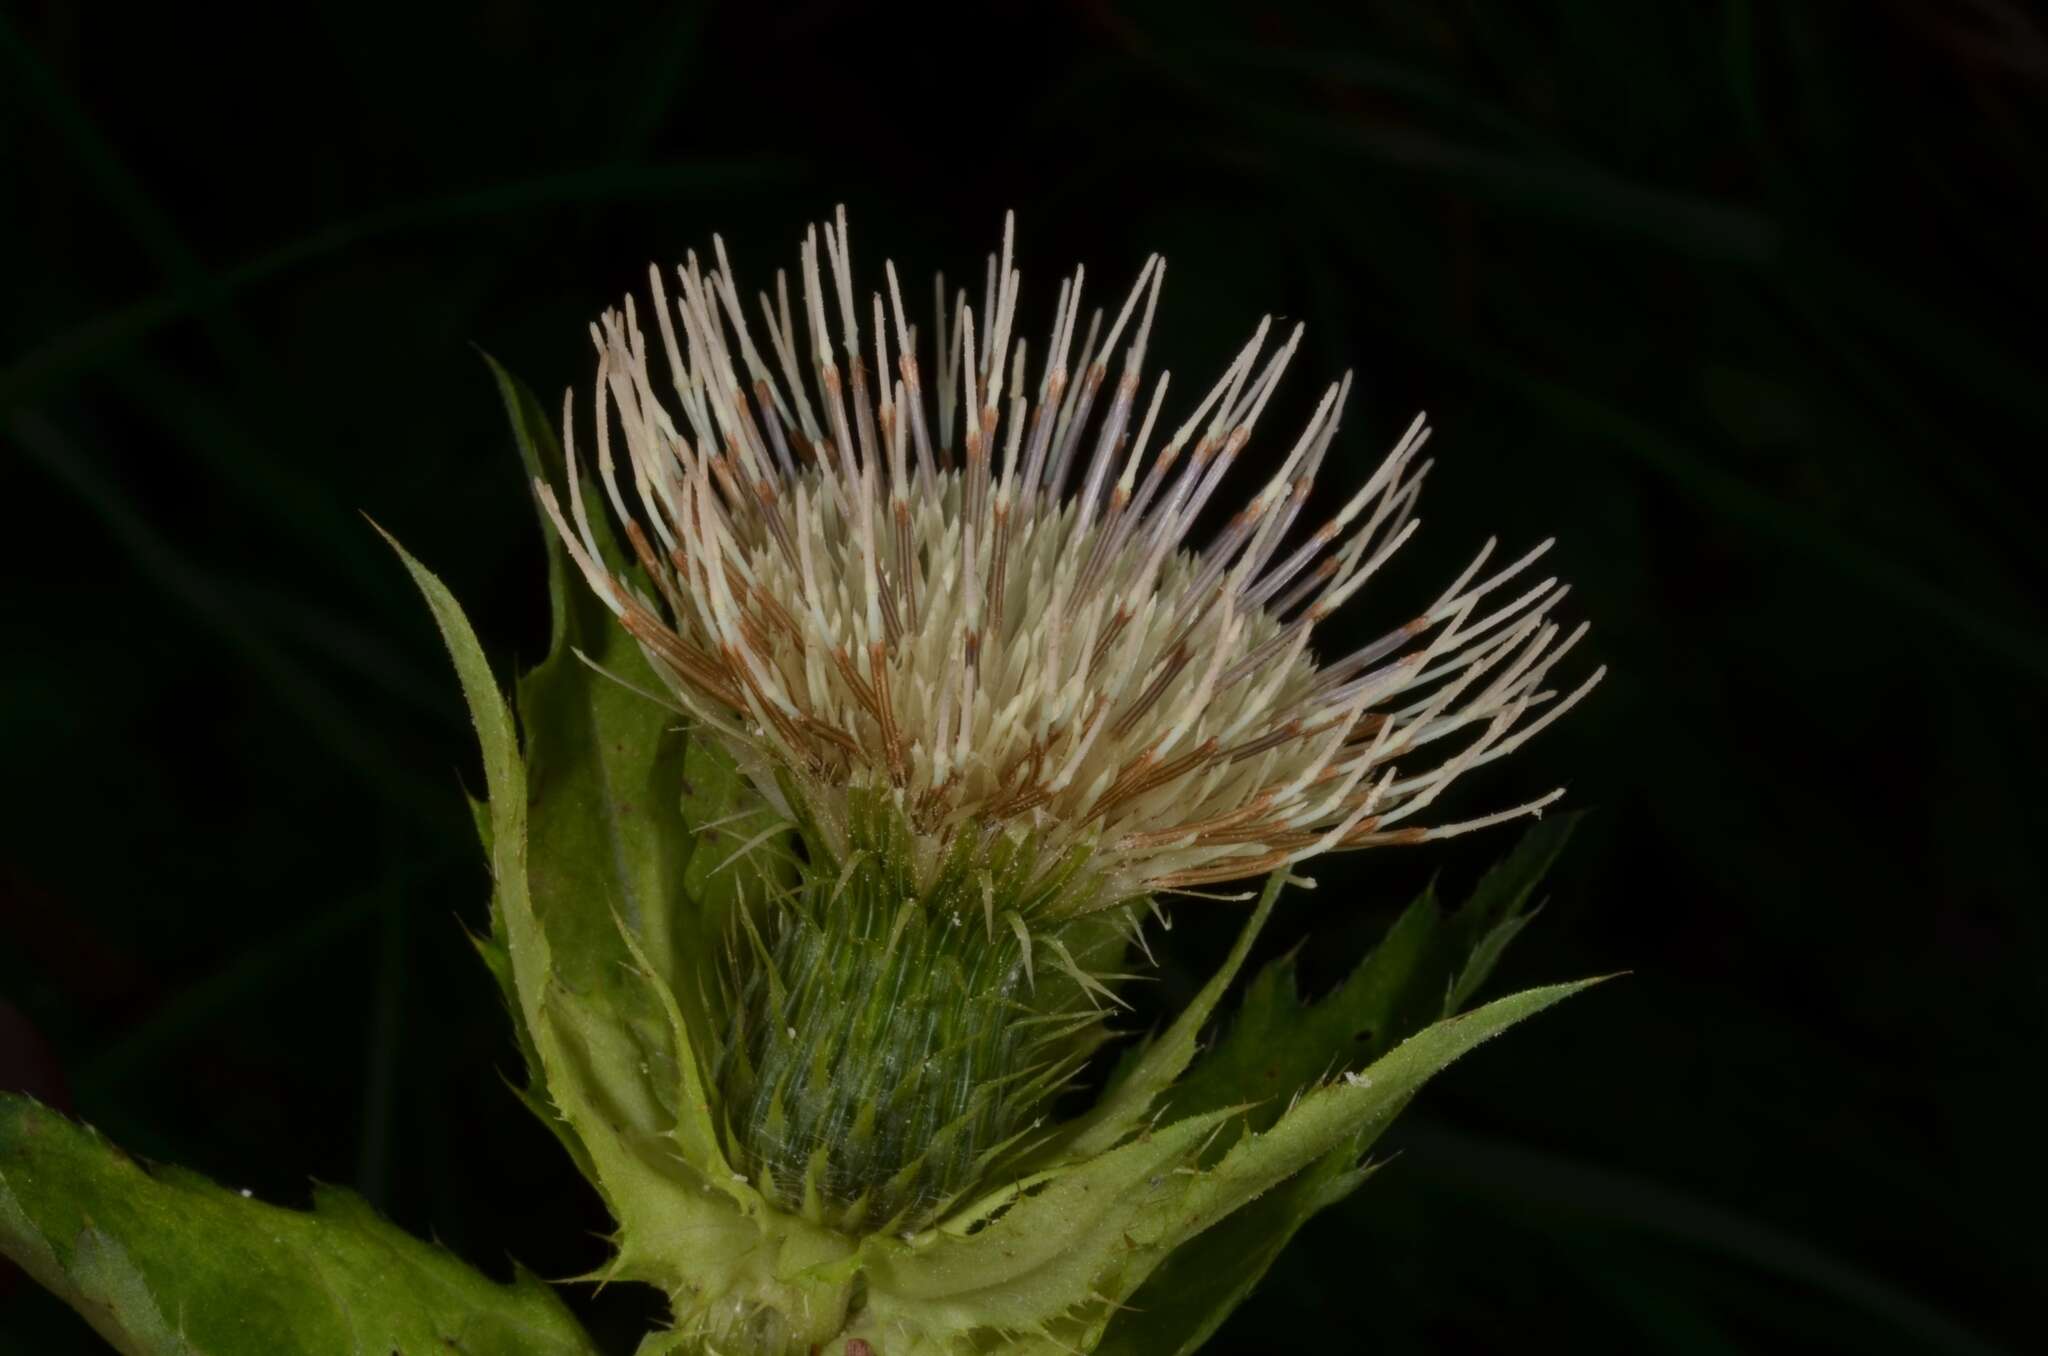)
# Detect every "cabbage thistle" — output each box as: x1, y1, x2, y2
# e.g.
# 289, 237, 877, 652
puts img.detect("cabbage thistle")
392, 207, 1599, 1356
